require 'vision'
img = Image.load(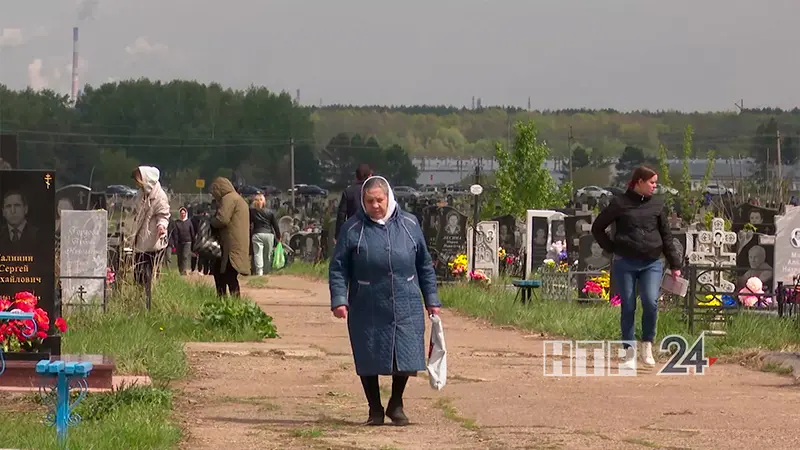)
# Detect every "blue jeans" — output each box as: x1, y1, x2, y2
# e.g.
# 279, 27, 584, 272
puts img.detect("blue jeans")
612, 256, 663, 343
